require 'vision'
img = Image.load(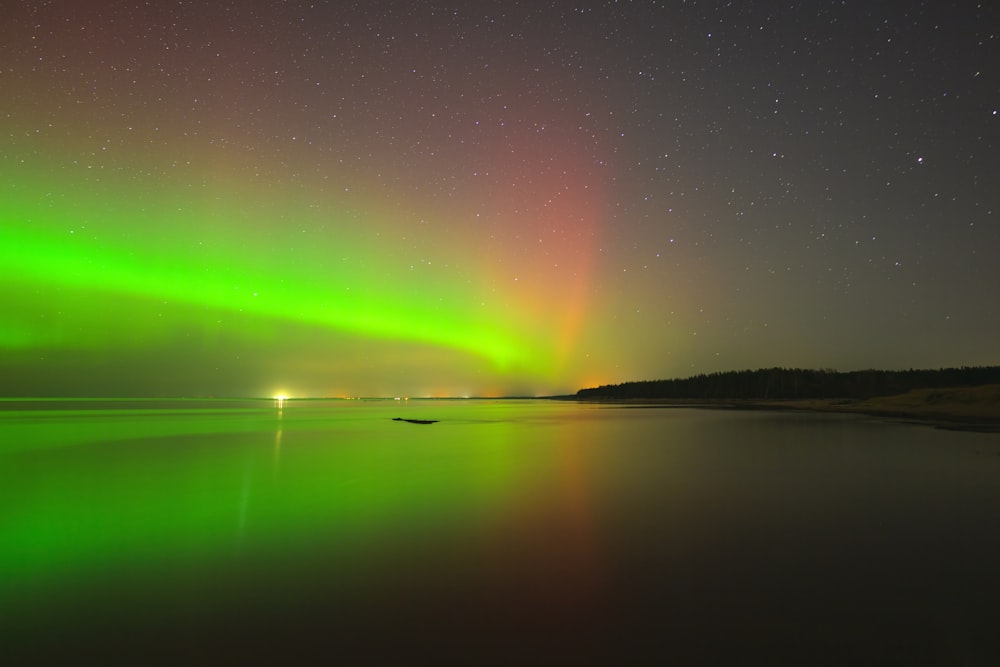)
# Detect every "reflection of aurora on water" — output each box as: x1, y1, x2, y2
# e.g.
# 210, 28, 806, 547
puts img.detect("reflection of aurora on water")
0, 400, 556, 585
3, 399, 1000, 664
